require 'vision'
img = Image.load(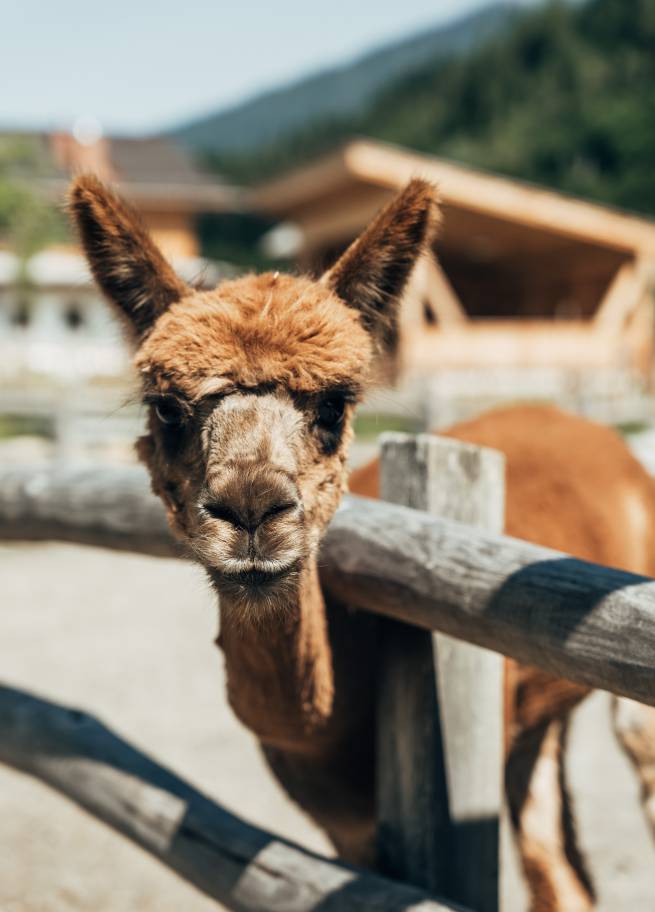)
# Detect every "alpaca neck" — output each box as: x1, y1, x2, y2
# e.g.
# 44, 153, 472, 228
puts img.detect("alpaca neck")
217, 559, 336, 754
